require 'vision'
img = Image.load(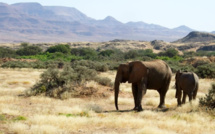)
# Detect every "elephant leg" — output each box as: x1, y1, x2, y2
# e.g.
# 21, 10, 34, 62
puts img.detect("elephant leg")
193, 85, 198, 100
132, 83, 138, 110
182, 91, 187, 104
177, 89, 182, 106
193, 90, 197, 100
188, 92, 193, 102
158, 85, 169, 108
188, 92, 193, 106
158, 77, 171, 108
135, 82, 147, 111
158, 90, 166, 108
